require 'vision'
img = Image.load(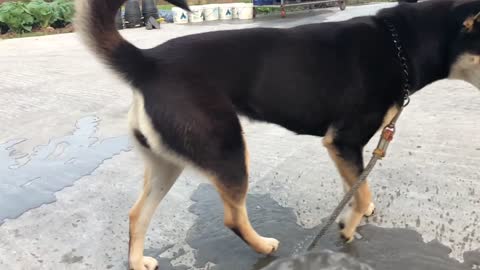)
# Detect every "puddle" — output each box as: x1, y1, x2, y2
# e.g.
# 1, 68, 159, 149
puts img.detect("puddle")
310, 225, 480, 270
268, 225, 480, 270
179, 183, 336, 270
262, 250, 374, 270
160, 184, 479, 270
0, 116, 131, 224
